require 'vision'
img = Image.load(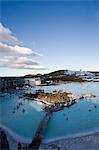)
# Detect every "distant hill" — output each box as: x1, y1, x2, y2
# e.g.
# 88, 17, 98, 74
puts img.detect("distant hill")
24, 70, 84, 82
2, 70, 98, 78
46, 70, 65, 76
24, 70, 65, 78
24, 70, 66, 78
24, 74, 42, 78
24, 69, 98, 79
